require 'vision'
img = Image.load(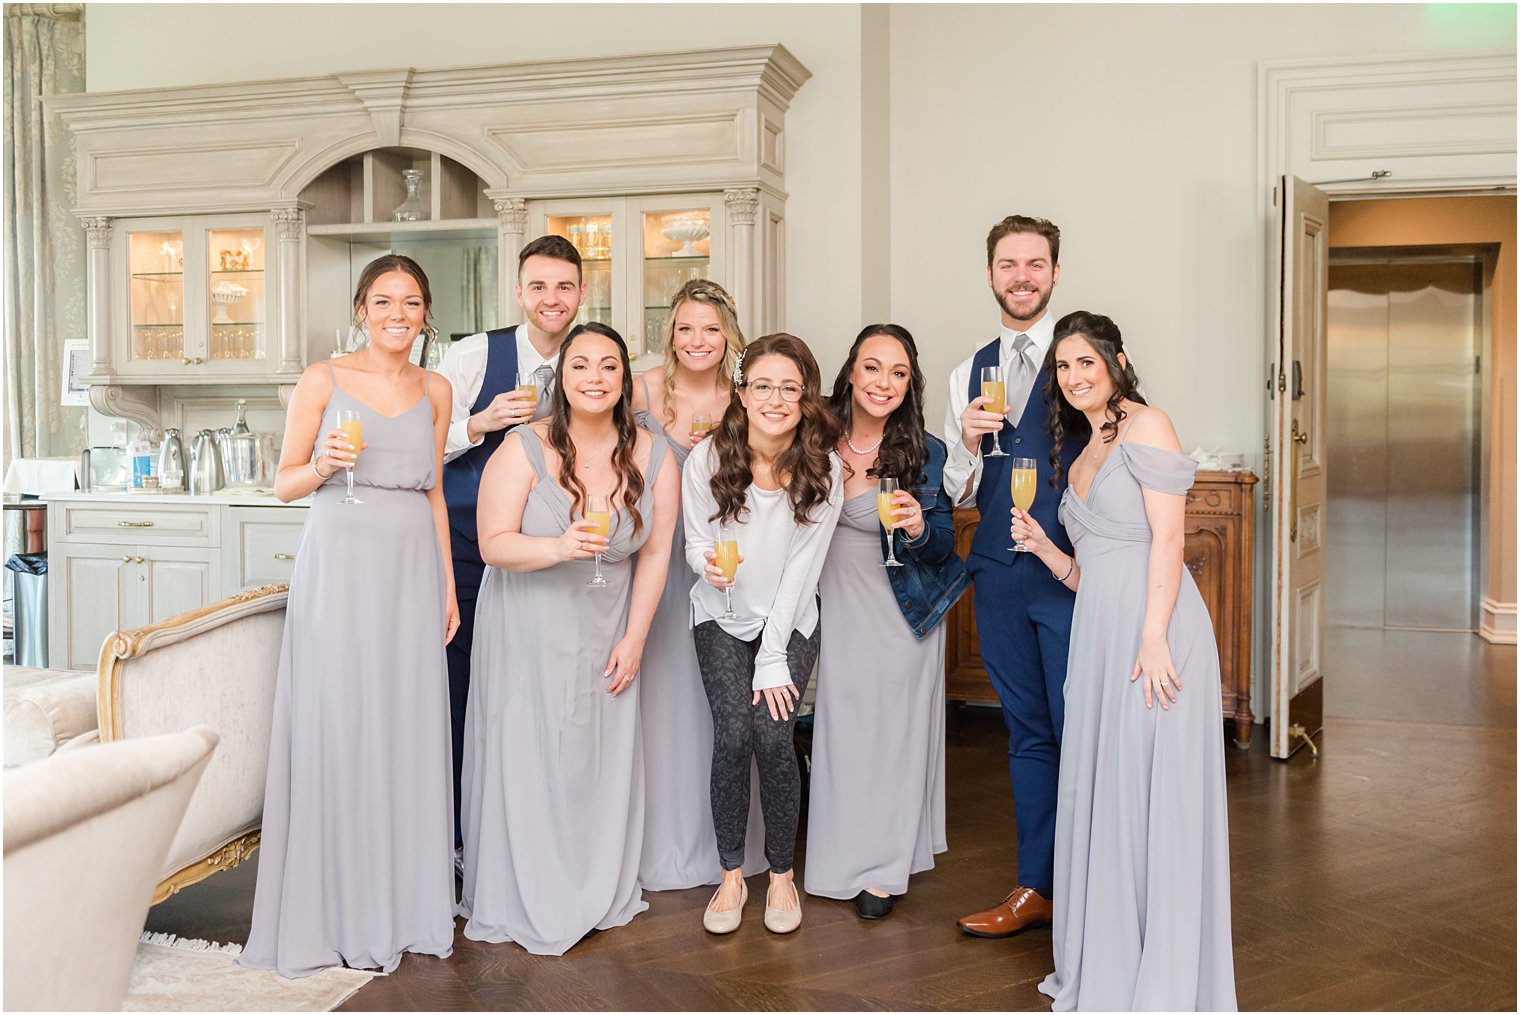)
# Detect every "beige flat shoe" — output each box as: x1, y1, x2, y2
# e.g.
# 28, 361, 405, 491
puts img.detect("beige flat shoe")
764, 881, 802, 934
703, 879, 748, 934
